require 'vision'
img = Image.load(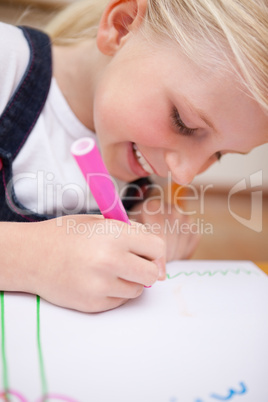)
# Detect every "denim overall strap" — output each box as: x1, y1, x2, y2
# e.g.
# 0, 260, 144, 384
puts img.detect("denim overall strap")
0, 26, 52, 222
